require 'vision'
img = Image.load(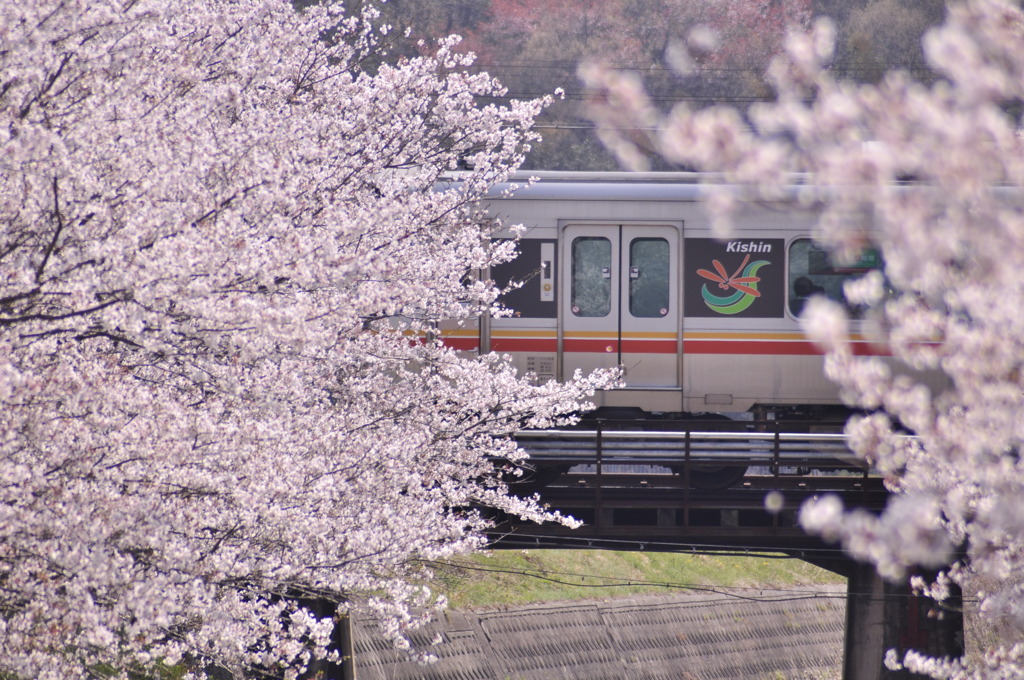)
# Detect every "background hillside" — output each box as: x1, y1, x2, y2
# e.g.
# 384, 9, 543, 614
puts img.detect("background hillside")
349, 0, 945, 170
